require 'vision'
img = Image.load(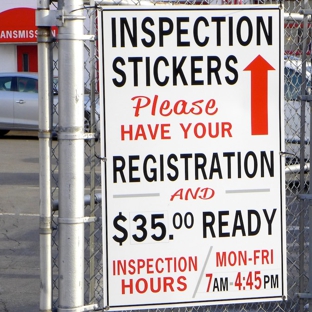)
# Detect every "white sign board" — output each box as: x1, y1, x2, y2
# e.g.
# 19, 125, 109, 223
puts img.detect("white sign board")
99, 5, 285, 310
